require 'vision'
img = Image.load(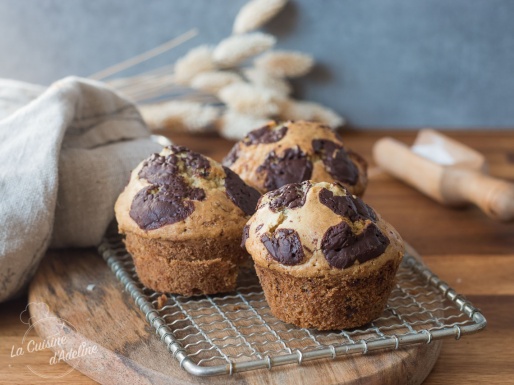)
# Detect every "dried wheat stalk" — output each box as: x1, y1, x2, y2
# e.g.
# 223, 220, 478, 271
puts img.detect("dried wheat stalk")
218, 82, 284, 117
213, 33, 276, 68
255, 50, 314, 78
174, 45, 216, 85
190, 71, 243, 94
95, 0, 346, 136
139, 100, 220, 132
90, 29, 198, 80
233, 0, 288, 34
